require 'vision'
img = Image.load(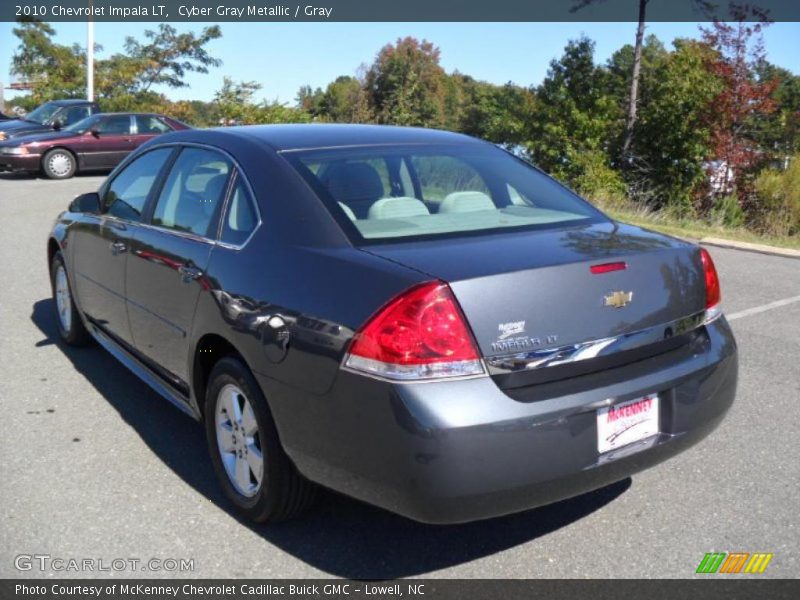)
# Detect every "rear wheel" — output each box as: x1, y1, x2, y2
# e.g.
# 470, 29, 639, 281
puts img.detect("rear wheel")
204, 357, 316, 522
42, 149, 76, 179
50, 251, 91, 346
